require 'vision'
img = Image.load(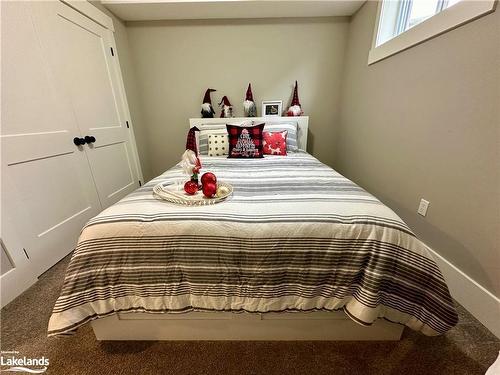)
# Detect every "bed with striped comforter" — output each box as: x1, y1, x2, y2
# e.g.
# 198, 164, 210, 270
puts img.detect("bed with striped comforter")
48, 153, 458, 337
